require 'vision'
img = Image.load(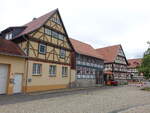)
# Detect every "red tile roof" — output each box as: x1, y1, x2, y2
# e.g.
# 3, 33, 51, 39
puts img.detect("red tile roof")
95, 45, 121, 63
15, 9, 57, 38
128, 58, 142, 68
0, 38, 25, 57
70, 38, 103, 60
